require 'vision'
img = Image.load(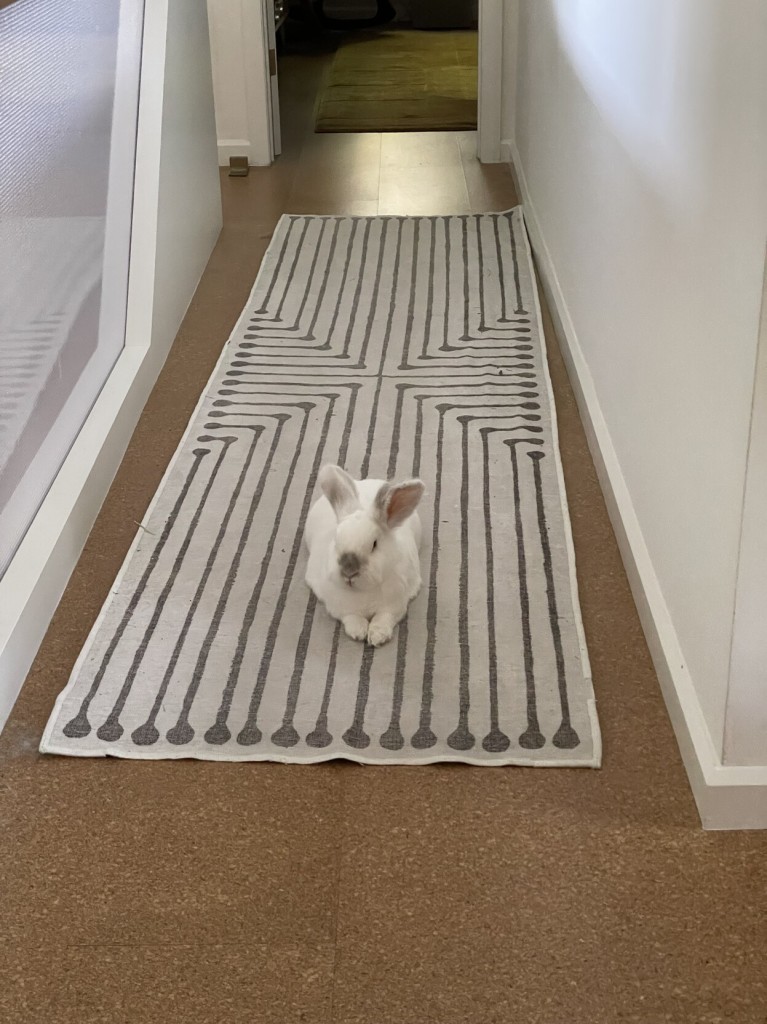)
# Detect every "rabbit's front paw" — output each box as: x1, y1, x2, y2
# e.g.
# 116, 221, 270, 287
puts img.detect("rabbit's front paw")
343, 615, 369, 642
367, 615, 395, 647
